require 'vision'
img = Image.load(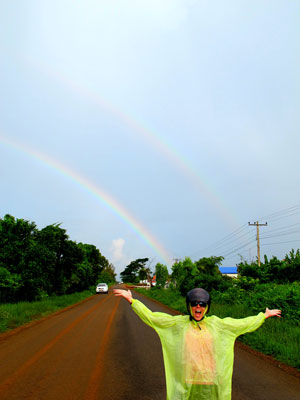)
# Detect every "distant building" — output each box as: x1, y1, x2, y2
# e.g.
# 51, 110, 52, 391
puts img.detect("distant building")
219, 267, 238, 278
139, 279, 150, 286
139, 275, 156, 286
151, 275, 156, 286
